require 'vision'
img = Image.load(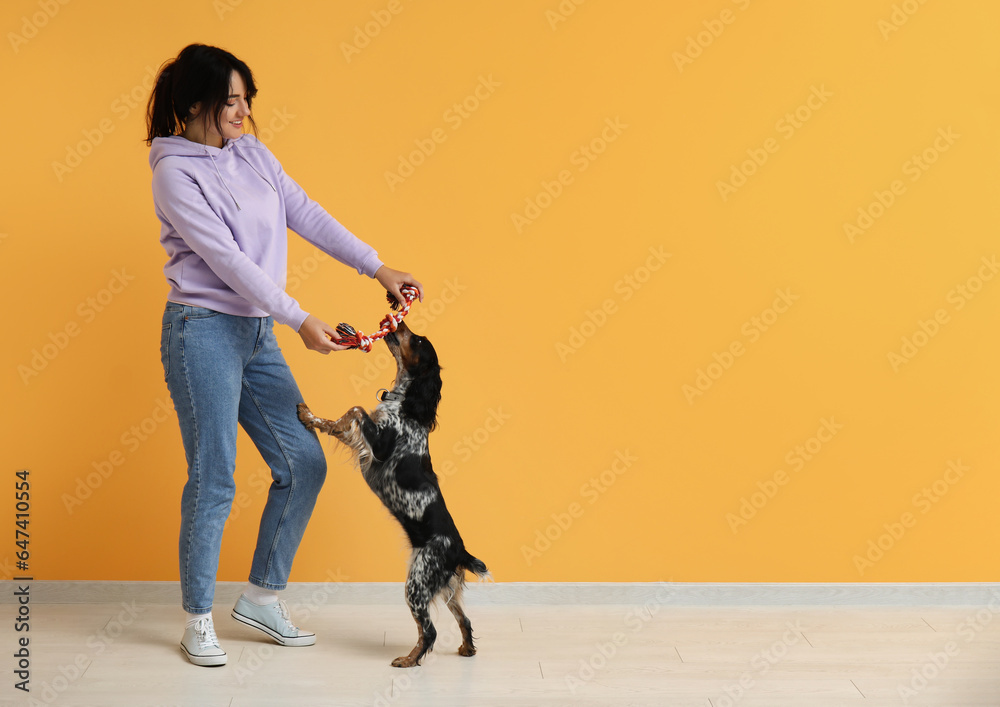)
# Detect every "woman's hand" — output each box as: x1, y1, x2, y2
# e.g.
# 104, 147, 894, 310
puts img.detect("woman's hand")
375, 265, 424, 307
297, 314, 350, 354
